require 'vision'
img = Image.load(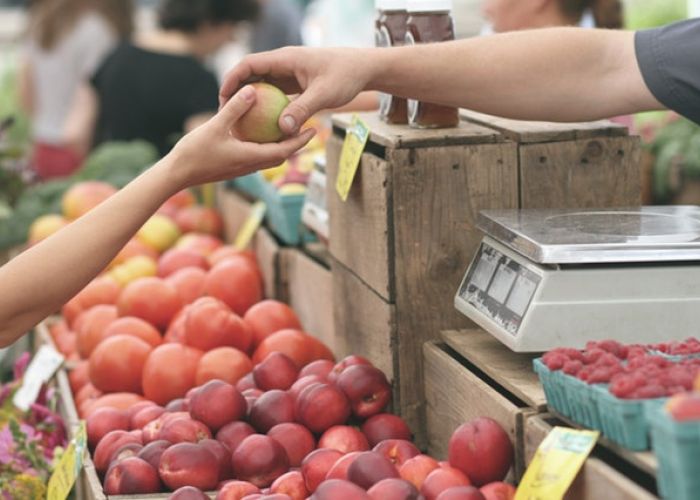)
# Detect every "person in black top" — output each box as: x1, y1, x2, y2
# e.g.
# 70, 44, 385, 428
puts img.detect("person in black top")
65, 0, 259, 157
